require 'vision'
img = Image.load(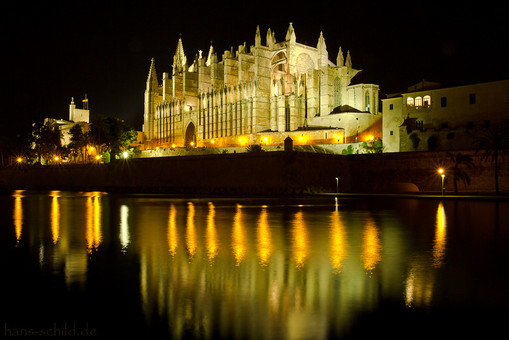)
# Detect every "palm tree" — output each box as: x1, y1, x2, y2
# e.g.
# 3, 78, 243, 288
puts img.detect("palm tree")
447, 152, 475, 193
474, 123, 509, 195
